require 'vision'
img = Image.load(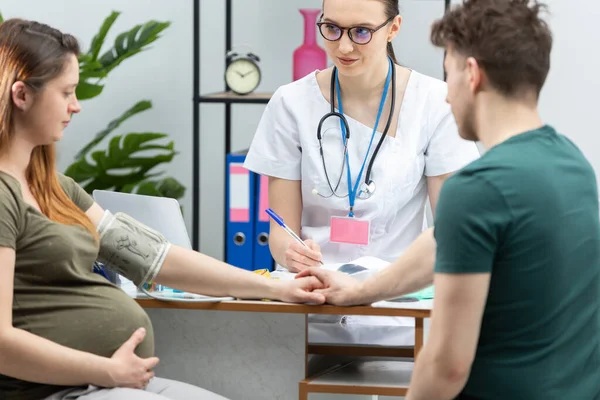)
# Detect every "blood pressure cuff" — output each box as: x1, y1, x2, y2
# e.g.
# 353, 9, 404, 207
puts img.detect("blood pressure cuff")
96, 210, 171, 286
